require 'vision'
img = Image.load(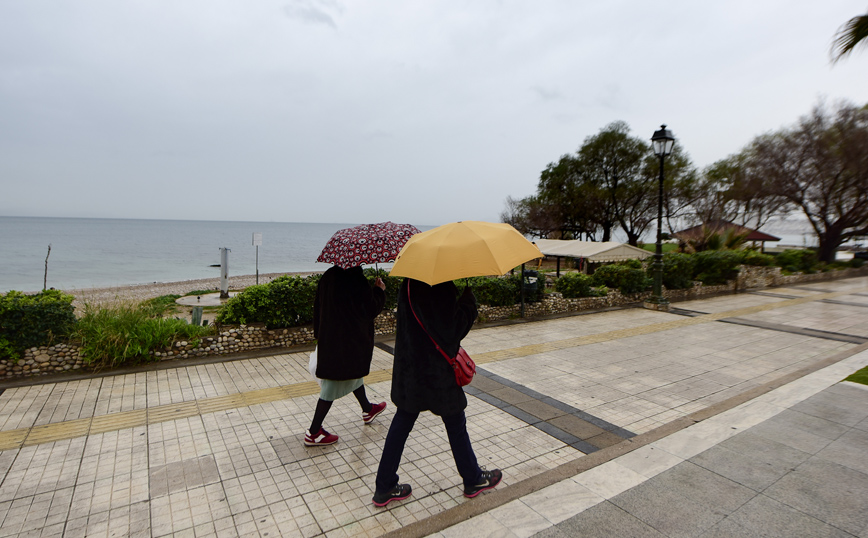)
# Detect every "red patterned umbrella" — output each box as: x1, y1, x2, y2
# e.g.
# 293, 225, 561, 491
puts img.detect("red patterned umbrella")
316, 222, 422, 269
